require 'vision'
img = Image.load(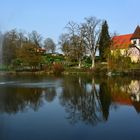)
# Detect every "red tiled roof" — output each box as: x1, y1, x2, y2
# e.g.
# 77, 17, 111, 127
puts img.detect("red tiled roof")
112, 34, 132, 49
